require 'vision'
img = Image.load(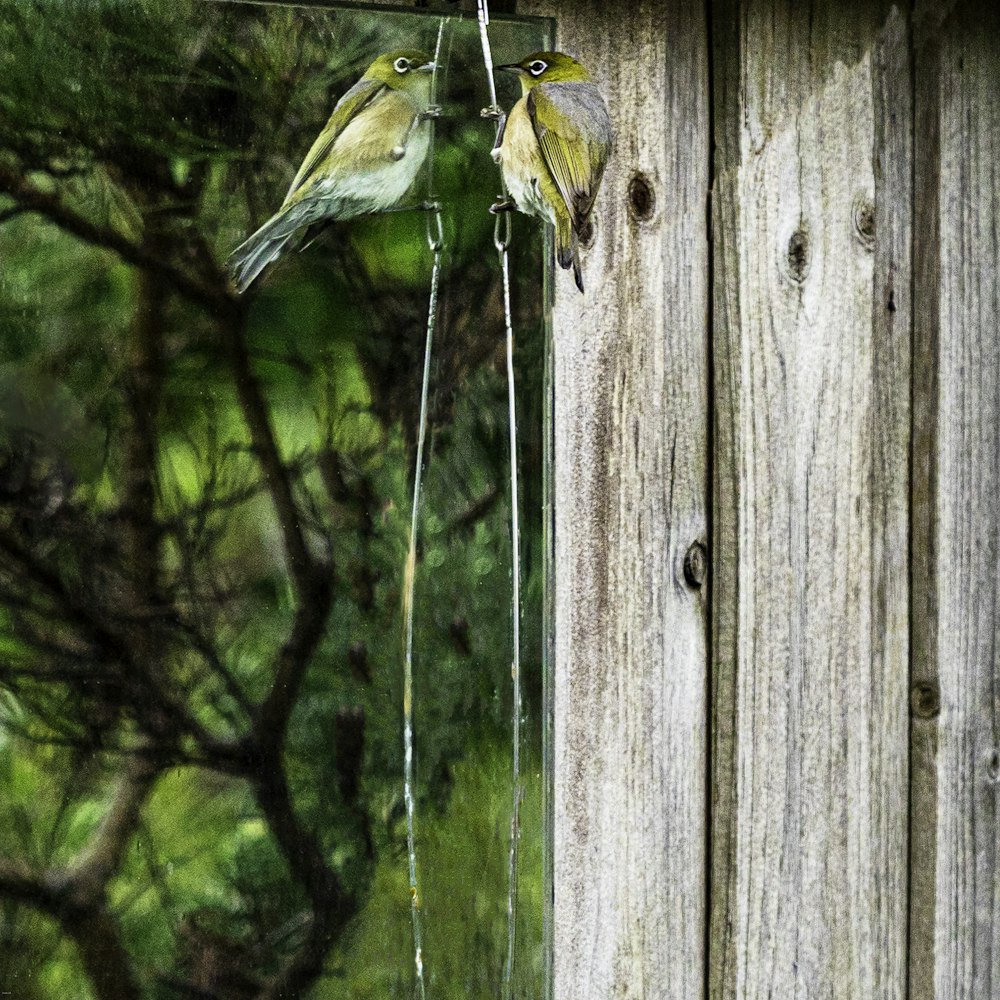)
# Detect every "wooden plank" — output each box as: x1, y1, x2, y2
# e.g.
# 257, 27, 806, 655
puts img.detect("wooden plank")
909, 5, 947, 996
912, 5, 1000, 997
514, 2, 710, 998
710, 3, 910, 996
